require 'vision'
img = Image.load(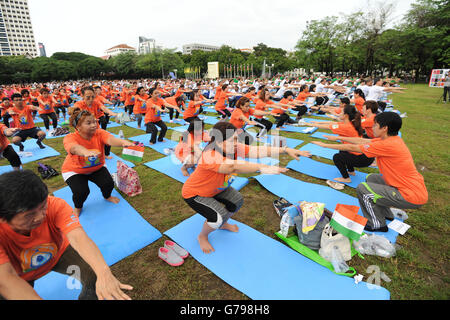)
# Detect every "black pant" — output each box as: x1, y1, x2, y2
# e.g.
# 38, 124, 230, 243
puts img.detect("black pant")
3, 113, 11, 128
1, 145, 21, 168
292, 105, 308, 118
274, 113, 291, 128
98, 116, 111, 156
168, 107, 180, 120
54, 106, 66, 118
377, 102, 387, 112
237, 129, 254, 145
125, 105, 134, 115
184, 116, 201, 124
316, 96, 329, 105
254, 118, 273, 136
218, 109, 231, 119
66, 167, 114, 209
444, 86, 449, 102
333, 151, 375, 179
146, 120, 167, 144
41, 112, 58, 130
